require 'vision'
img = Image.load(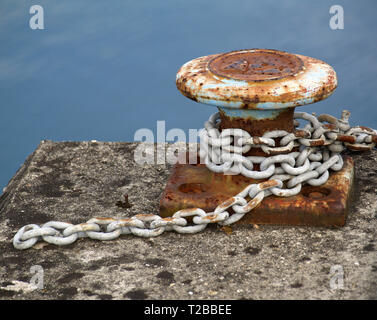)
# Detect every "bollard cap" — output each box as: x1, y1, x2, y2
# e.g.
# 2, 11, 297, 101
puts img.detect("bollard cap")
176, 49, 337, 110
